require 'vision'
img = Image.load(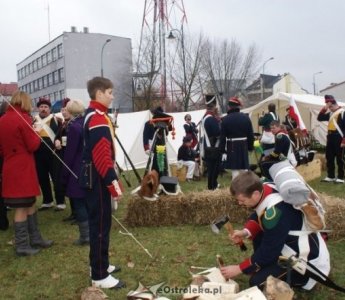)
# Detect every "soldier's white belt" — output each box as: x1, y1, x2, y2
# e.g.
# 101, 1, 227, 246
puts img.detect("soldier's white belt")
226, 137, 247, 141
